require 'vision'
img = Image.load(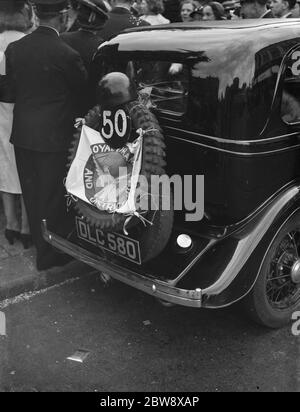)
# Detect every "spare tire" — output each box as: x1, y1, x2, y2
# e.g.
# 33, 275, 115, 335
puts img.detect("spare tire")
68, 100, 174, 262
